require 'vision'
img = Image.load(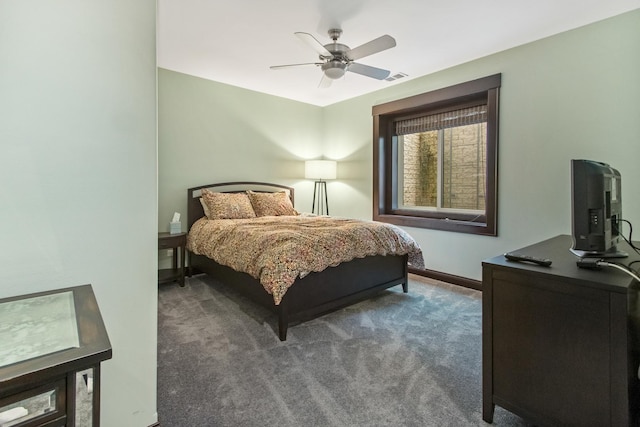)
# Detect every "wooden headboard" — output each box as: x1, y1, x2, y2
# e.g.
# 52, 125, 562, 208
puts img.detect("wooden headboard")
187, 181, 295, 230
